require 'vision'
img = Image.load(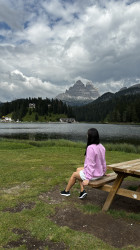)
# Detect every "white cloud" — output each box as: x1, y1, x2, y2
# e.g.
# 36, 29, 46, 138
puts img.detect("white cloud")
0, 70, 65, 102
0, 0, 140, 101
